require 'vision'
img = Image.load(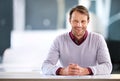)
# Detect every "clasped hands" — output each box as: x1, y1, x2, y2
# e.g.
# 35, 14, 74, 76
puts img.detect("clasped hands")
59, 64, 90, 76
